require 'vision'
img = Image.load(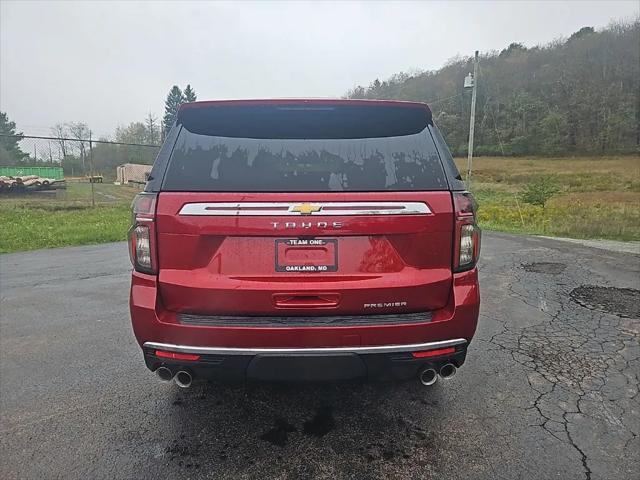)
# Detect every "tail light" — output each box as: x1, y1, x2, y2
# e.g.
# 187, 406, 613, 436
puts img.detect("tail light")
128, 192, 158, 274
453, 192, 481, 272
